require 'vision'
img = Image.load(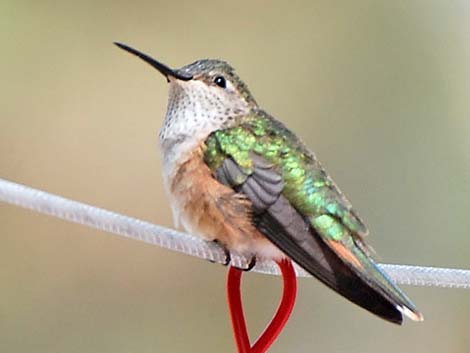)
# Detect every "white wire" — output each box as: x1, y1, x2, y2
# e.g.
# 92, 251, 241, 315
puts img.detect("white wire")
1, 178, 469, 289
